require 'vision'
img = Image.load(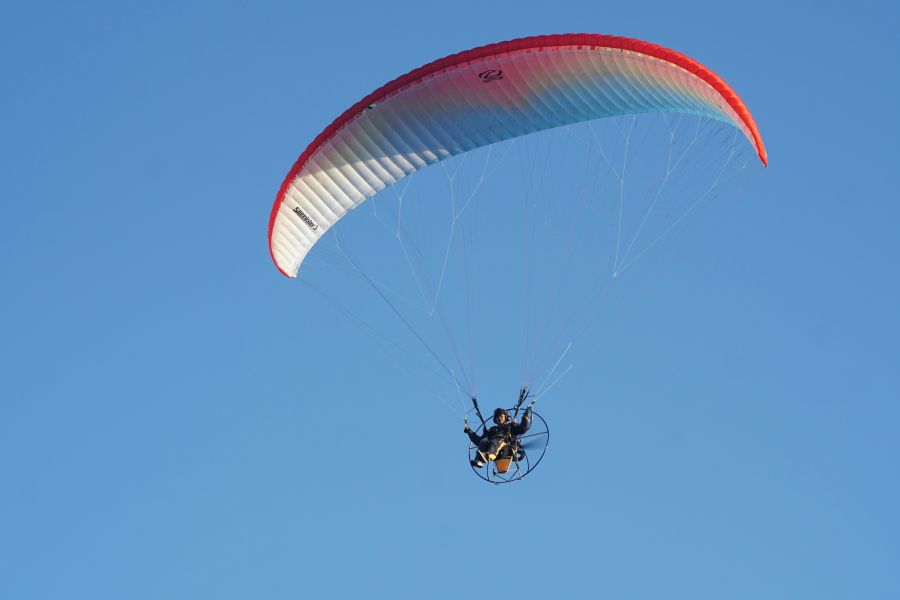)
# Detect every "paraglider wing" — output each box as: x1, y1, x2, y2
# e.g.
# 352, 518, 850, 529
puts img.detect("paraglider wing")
268, 33, 766, 278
